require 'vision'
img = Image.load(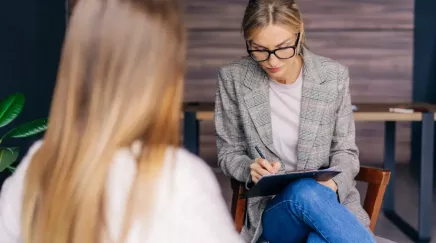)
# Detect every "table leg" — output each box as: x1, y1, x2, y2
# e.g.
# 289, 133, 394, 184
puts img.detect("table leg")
183, 112, 199, 155
383, 113, 434, 243
383, 121, 396, 212
418, 112, 434, 241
